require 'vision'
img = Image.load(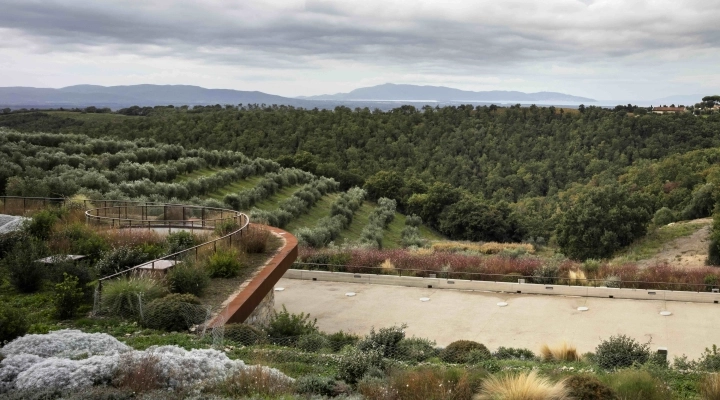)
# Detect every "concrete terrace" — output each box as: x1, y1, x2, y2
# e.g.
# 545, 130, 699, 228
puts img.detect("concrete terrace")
274, 278, 720, 359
